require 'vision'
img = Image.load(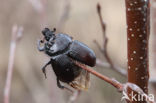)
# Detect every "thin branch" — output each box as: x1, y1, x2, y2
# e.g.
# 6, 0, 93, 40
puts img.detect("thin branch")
75, 62, 123, 91
95, 3, 127, 77
3, 25, 23, 103
96, 4, 108, 60
75, 62, 156, 103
